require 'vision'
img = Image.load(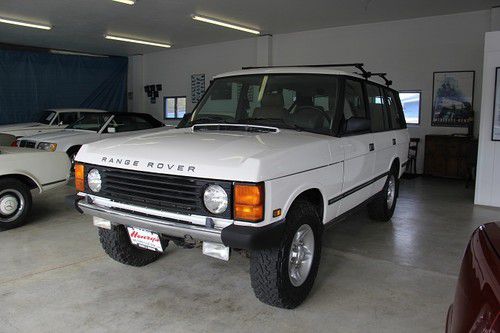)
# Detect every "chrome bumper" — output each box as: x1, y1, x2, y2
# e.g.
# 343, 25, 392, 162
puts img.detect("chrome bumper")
78, 200, 223, 244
